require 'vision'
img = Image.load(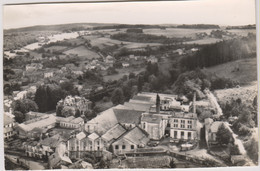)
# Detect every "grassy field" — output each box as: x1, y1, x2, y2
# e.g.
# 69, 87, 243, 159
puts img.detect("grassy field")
184, 37, 222, 45
227, 29, 256, 37
204, 57, 257, 85
143, 28, 214, 38
214, 81, 257, 106
45, 45, 68, 52
63, 45, 101, 59
103, 67, 145, 82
